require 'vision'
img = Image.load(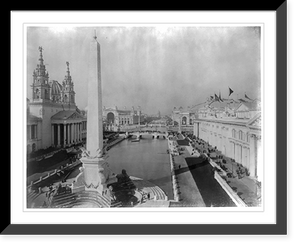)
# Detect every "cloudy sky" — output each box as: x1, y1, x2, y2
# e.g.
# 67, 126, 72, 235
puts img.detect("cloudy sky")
27, 26, 261, 115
